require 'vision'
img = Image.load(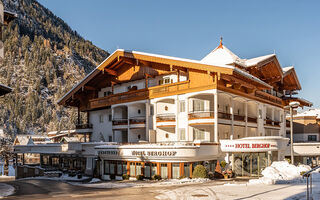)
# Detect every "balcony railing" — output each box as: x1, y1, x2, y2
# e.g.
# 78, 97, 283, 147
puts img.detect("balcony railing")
273, 121, 281, 126
255, 91, 282, 105
234, 114, 245, 121
149, 80, 190, 97
247, 116, 257, 123
89, 89, 148, 110
129, 117, 146, 124
188, 111, 214, 119
112, 119, 128, 125
156, 114, 176, 122
75, 124, 93, 129
218, 112, 232, 120
265, 119, 281, 127
265, 119, 273, 125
